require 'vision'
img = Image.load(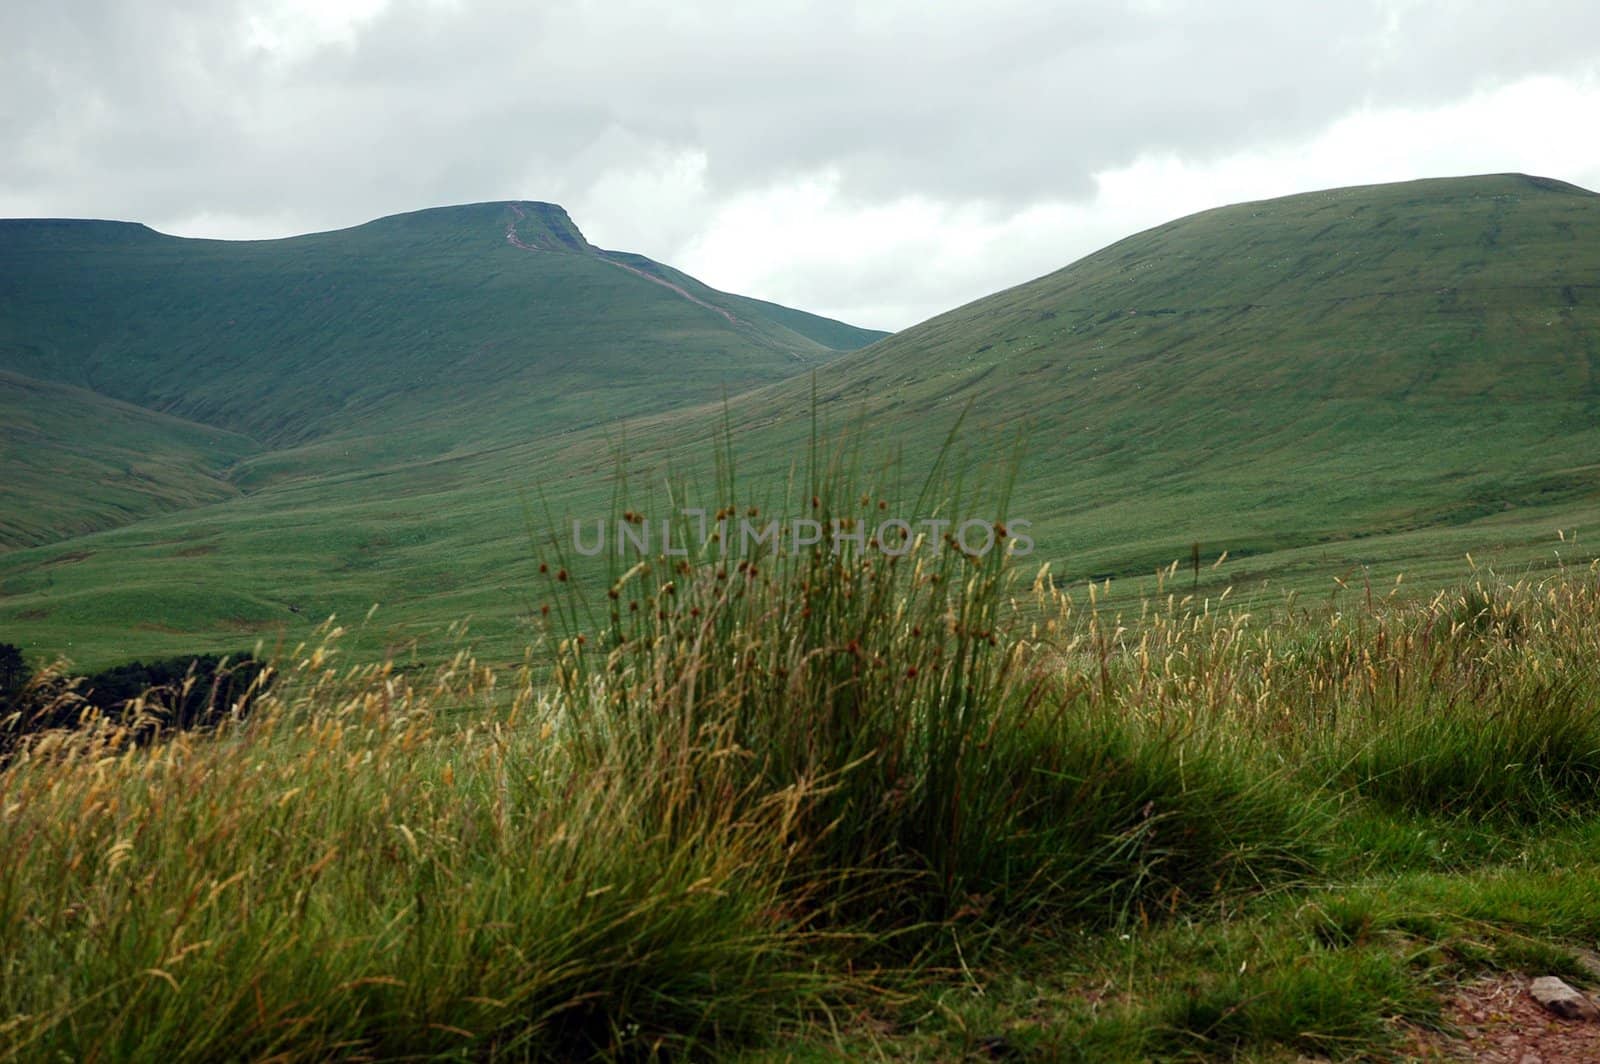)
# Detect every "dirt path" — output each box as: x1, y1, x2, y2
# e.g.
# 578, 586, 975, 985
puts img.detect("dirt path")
595, 253, 738, 325
503, 204, 540, 251
503, 205, 739, 325
1404, 975, 1600, 1062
